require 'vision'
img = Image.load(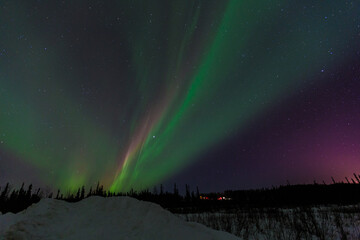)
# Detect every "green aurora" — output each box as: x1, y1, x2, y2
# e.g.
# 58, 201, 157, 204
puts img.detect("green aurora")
0, 0, 358, 191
